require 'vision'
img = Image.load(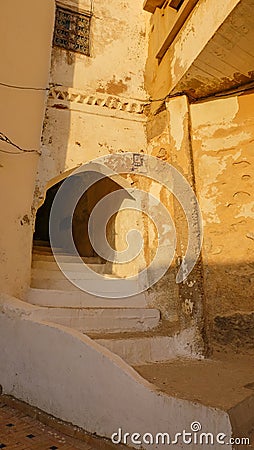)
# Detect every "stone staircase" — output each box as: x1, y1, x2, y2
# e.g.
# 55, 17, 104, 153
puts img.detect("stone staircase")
27, 245, 194, 365
29, 245, 147, 306
22, 245, 254, 448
